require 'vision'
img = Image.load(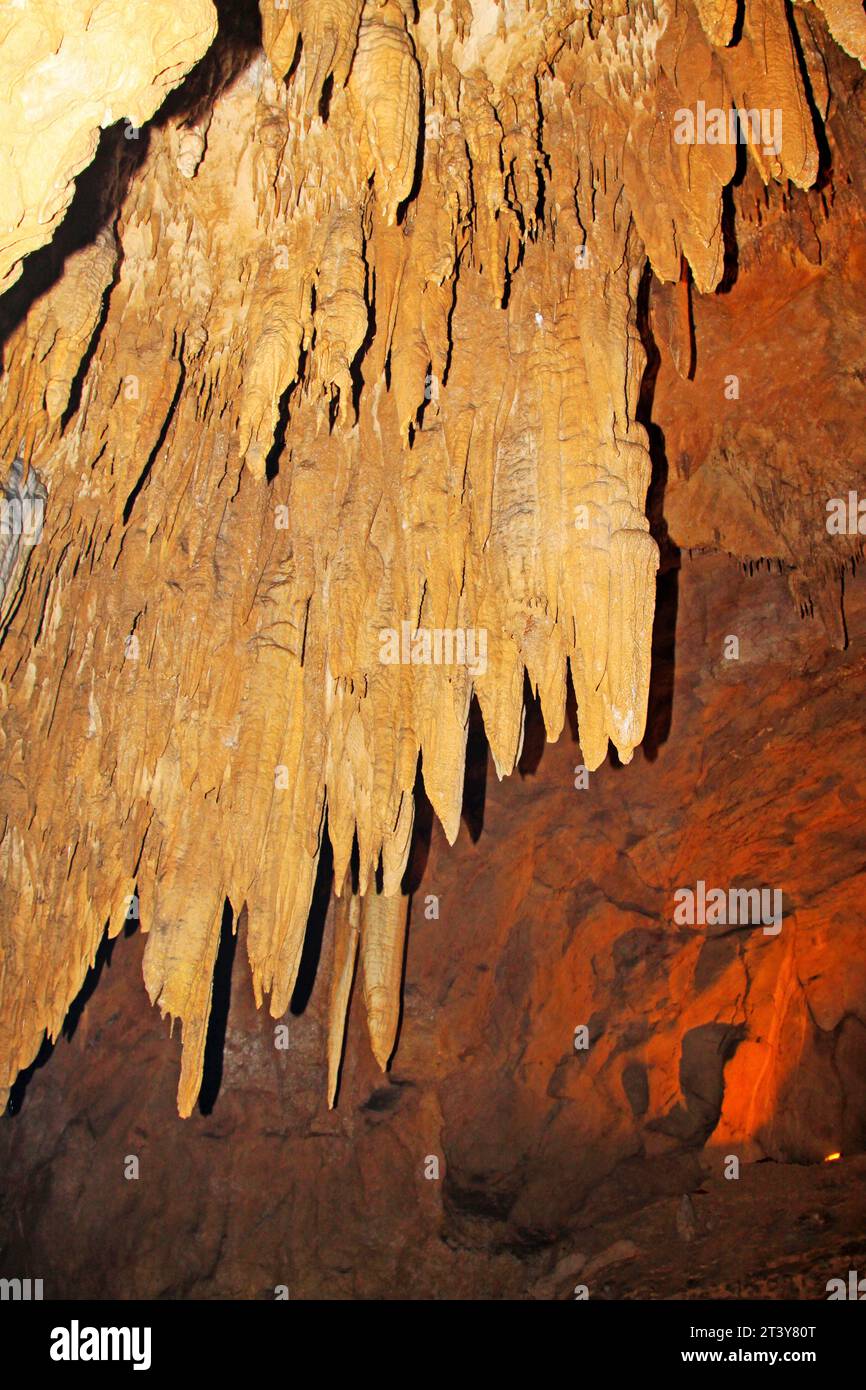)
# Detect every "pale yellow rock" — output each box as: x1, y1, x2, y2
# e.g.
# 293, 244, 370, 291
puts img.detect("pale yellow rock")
0, 0, 217, 291
693, 0, 739, 45
360, 889, 409, 1071
349, 4, 421, 225
312, 209, 368, 422
0, 0, 851, 1115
